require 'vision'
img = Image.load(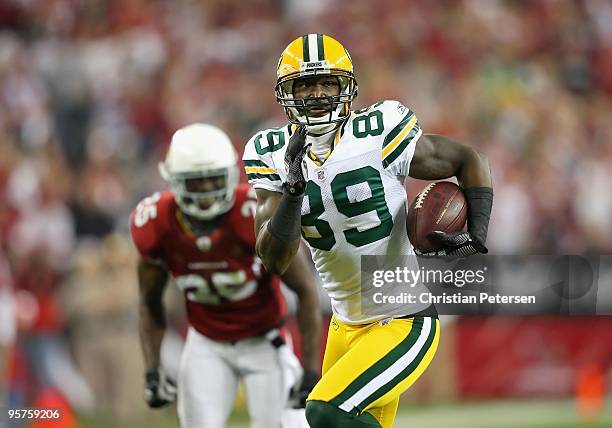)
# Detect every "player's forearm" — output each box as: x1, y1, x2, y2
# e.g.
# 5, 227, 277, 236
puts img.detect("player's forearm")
137, 260, 169, 369
256, 190, 304, 275
256, 226, 300, 275
455, 146, 493, 245
139, 301, 166, 369
282, 253, 323, 374
456, 145, 491, 189
296, 292, 322, 374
